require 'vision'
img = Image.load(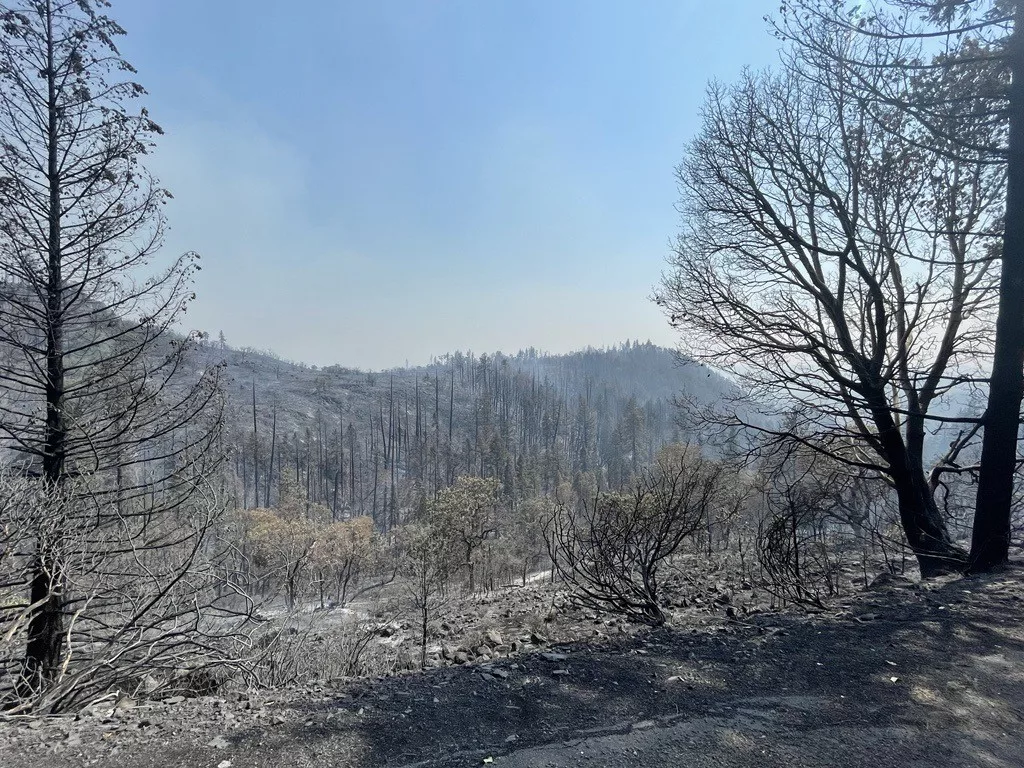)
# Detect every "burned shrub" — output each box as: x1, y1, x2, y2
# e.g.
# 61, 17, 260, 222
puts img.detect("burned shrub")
547, 447, 726, 626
